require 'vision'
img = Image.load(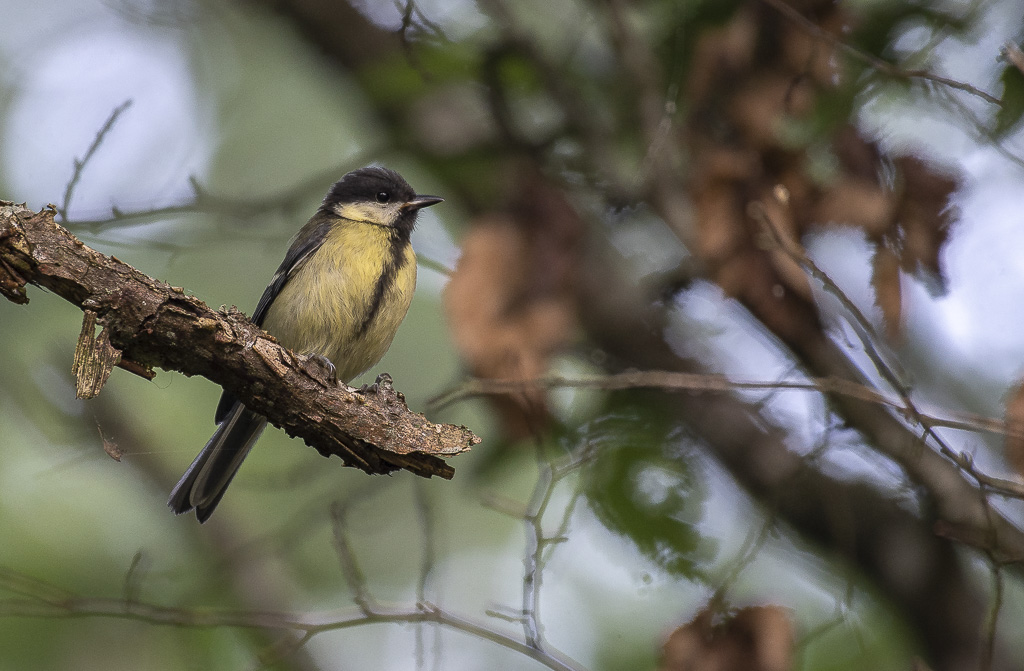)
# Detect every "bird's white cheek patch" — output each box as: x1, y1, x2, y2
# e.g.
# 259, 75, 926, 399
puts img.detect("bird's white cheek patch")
332, 202, 401, 226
